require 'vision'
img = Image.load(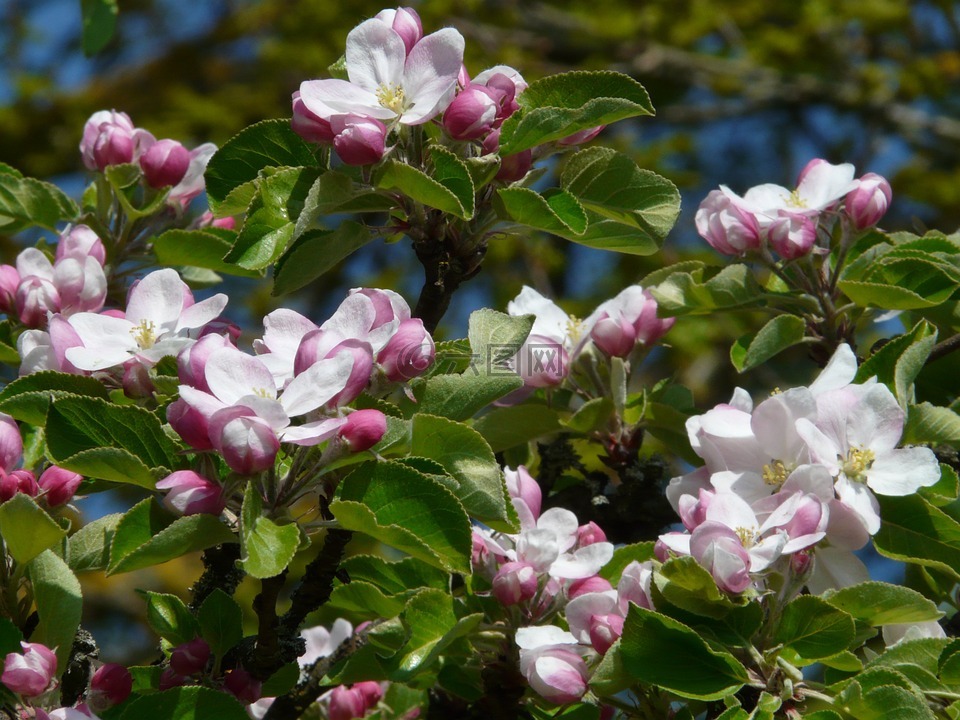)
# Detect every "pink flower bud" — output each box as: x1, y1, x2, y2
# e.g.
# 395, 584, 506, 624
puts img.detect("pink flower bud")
590, 311, 636, 358
156, 471, 225, 516
492, 561, 539, 606
845, 173, 892, 229
567, 576, 613, 599
88, 663, 132, 710
521, 647, 588, 705
38, 466, 83, 507
350, 287, 411, 329
576, 521, 607, 547
617, 560, 654, 613
331, 114, 387, 166
353, 681, 383, 709
482, 129, 532, 182
167, 399, 214, 451
558, 126, 605, 146
376, 318, 435, 381
329, 685, 367, 720
80, 110, 134, 171
504, 466, 542, 519
690, 522, 752, 594
291, 91, 335, 144
443, 85, 499, 141
339, 410, 387, 453
16, 276, 61, 327
53, 257, 107, 316
92, 123, 135, 170
0, 470, 38, 502
169, 638, 211, 676
324, 340, 375, 408
375, 7, 423, 55
790, 550, 812, 577
168, 143, 217, 207
140, 139, 191, 188
2, 641, 57, 696
178, 334, 235, 393
209, 407, 280, 474
0, 265, 19, 314
695, 189, 762, 256
768, 212, 817, 260
0, 414, 22, 474
223, 668, 261, 705
56, 225, 106, 265
588, 613, 624, 654
122, 359, 154, 398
